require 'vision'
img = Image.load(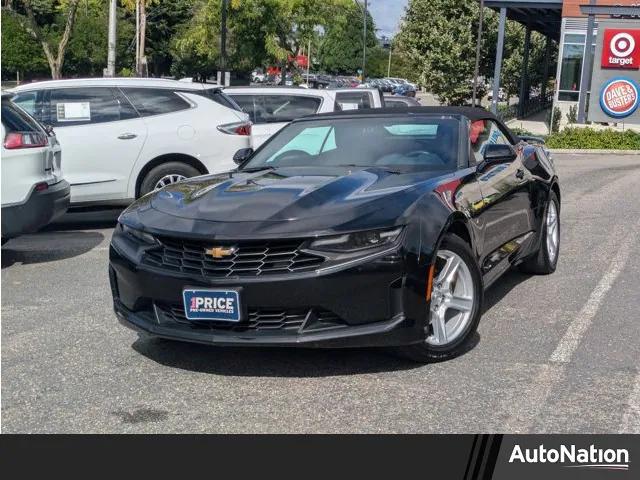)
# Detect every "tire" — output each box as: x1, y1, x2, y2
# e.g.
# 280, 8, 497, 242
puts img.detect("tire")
518, 191, 560, 275
139, 162, 201, 197
397, 233, 483, 363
